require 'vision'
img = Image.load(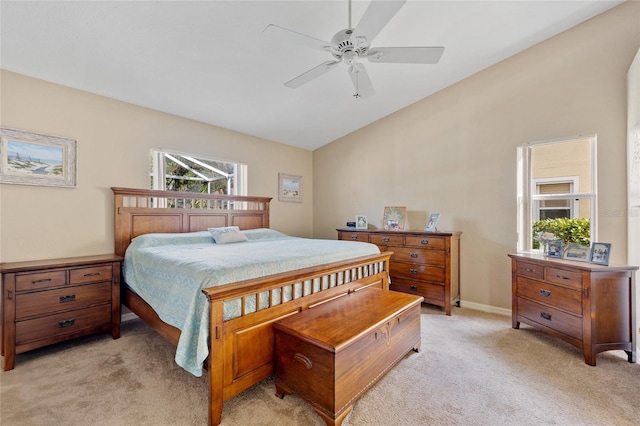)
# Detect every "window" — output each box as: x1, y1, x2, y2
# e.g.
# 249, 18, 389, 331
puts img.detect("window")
517, 136, 597, 252
150, 149, 247, 195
